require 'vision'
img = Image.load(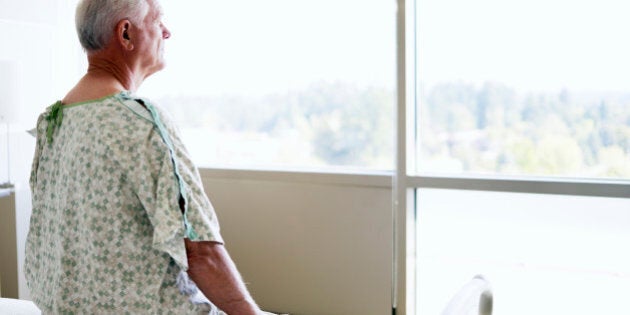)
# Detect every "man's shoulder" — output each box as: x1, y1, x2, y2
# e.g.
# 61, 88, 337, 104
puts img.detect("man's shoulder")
115, 92, 157, 123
